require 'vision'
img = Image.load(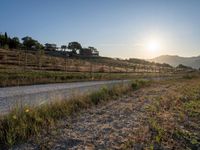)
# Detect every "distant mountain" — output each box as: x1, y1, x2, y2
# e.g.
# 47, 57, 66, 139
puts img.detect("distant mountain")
150, 55, 200, 69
